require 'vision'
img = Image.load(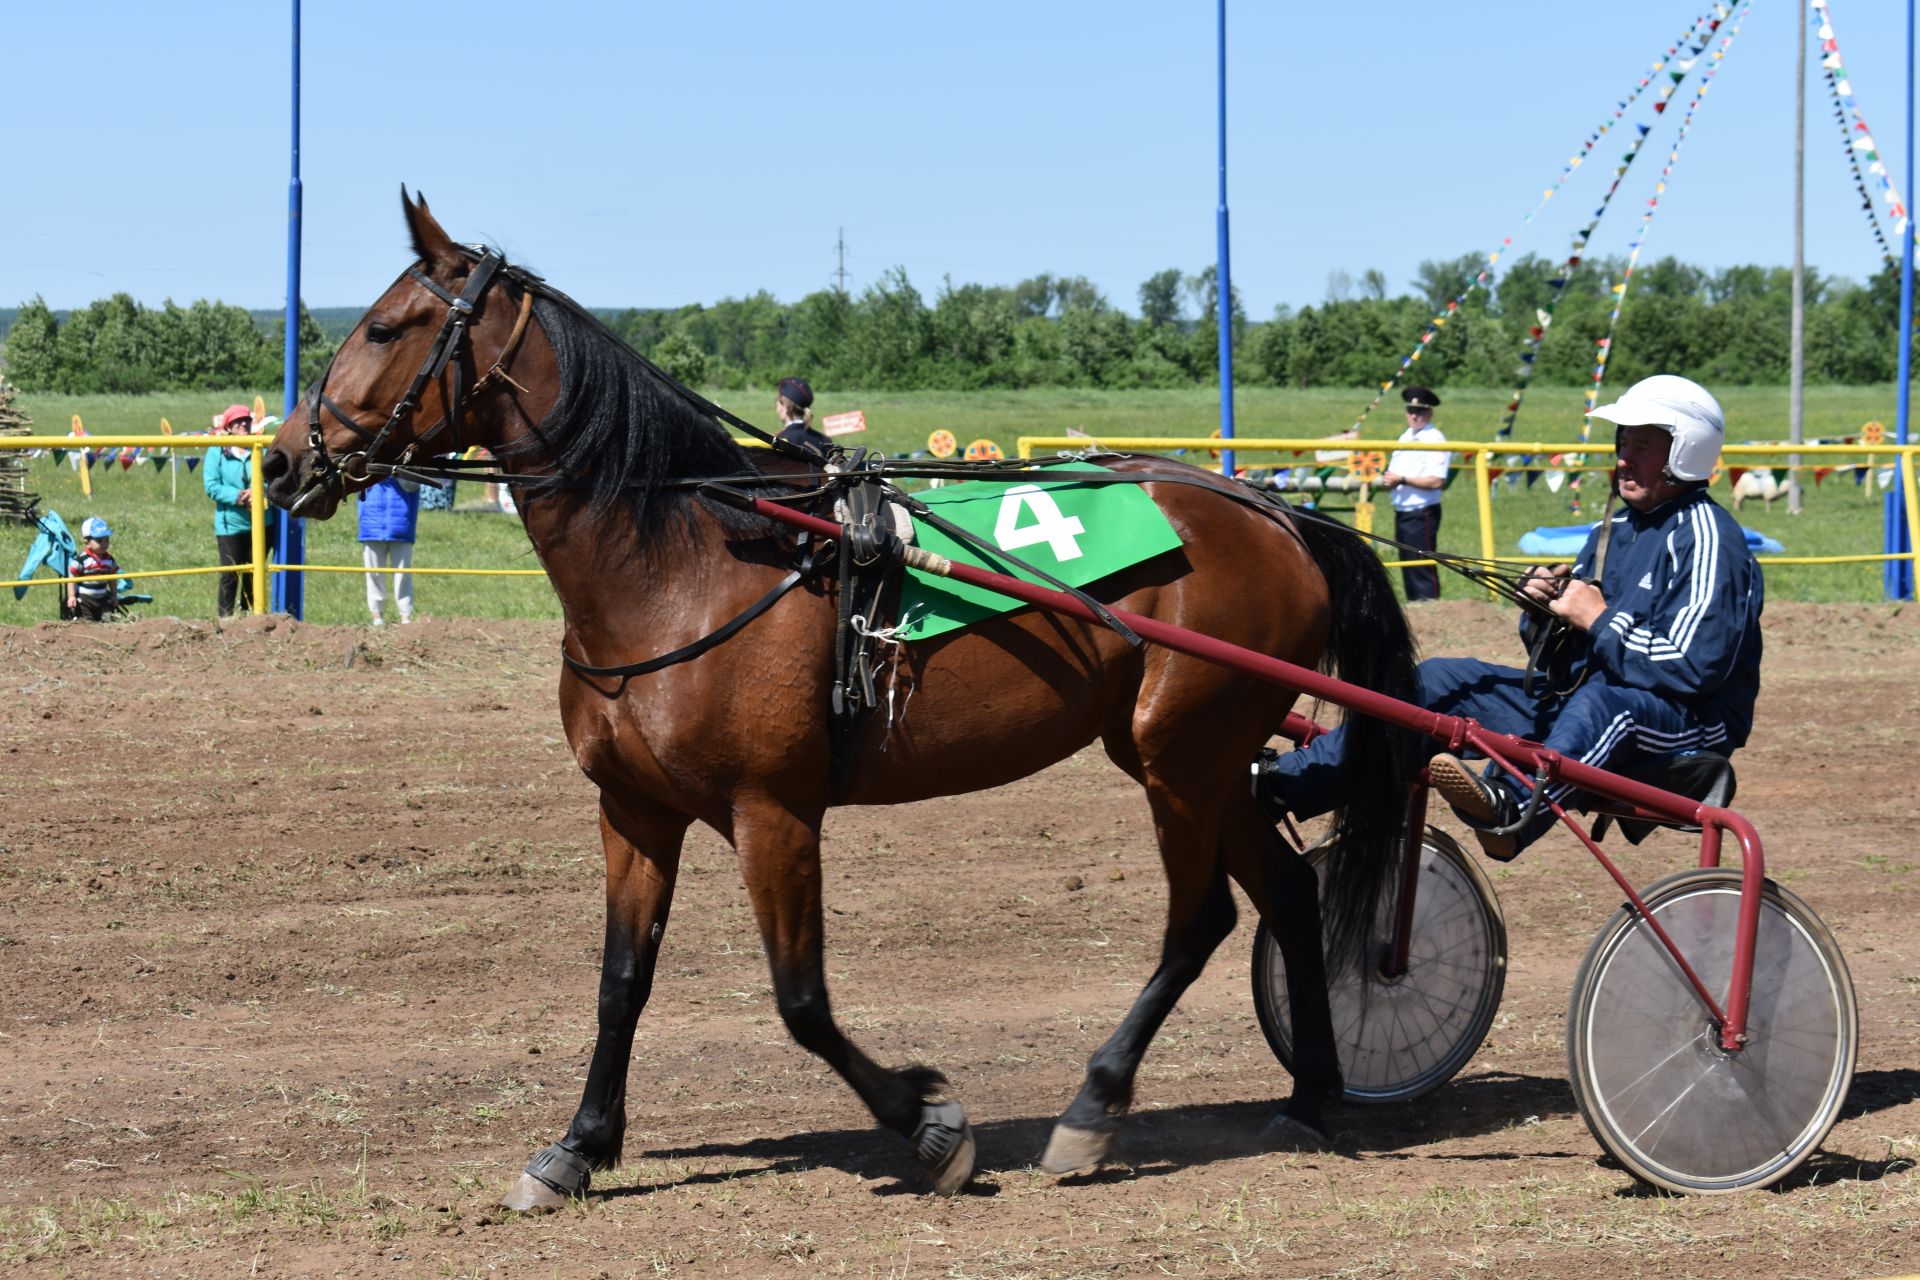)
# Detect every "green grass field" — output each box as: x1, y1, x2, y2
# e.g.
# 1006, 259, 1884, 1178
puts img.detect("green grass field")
2, 384, 1910, 626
